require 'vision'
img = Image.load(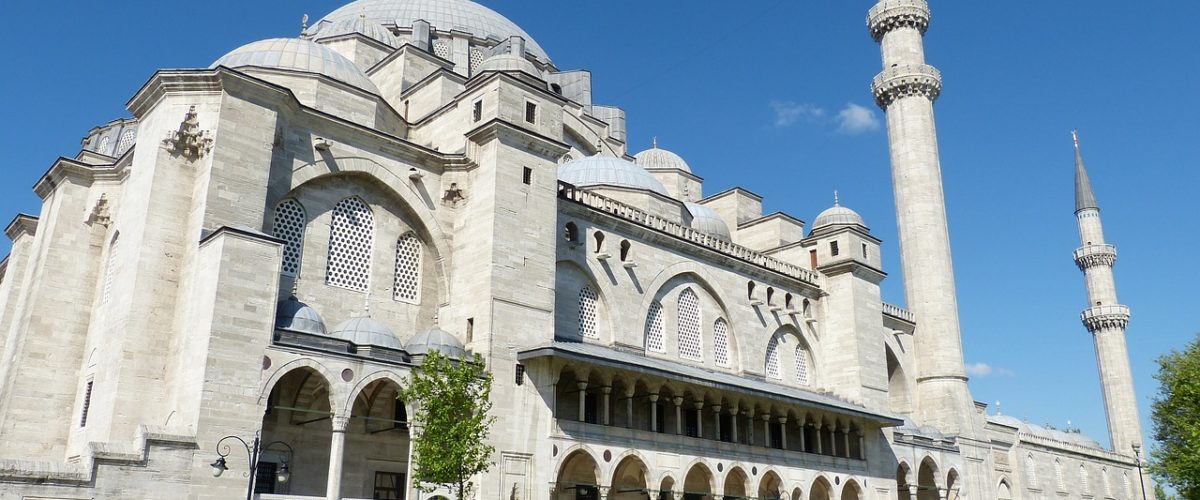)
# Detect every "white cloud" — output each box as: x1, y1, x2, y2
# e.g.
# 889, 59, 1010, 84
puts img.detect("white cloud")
966, 362, 1015, 377
770, 100, 825, 128
836, 102, 881, 134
